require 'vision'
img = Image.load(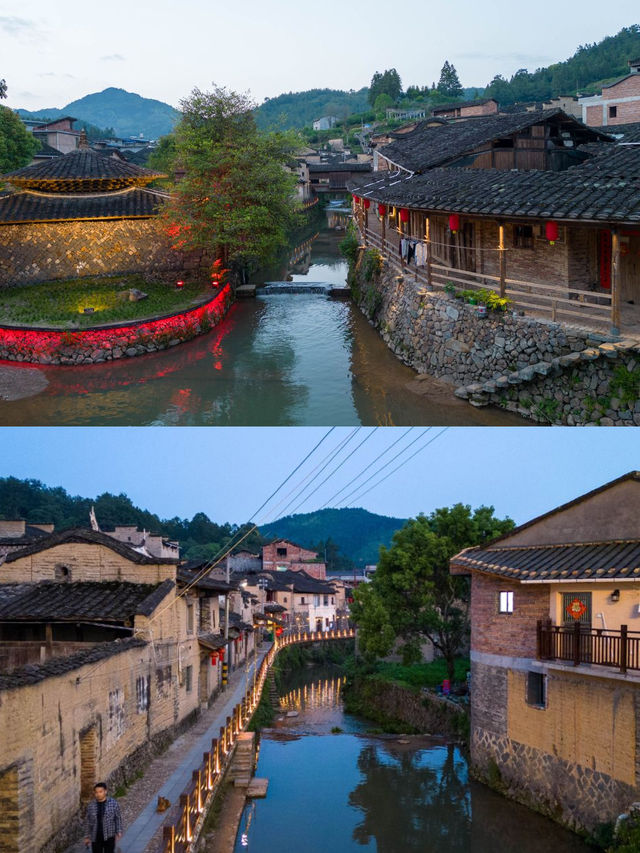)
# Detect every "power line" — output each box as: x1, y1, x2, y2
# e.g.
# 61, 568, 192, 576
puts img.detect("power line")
319, 428, 413, 509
